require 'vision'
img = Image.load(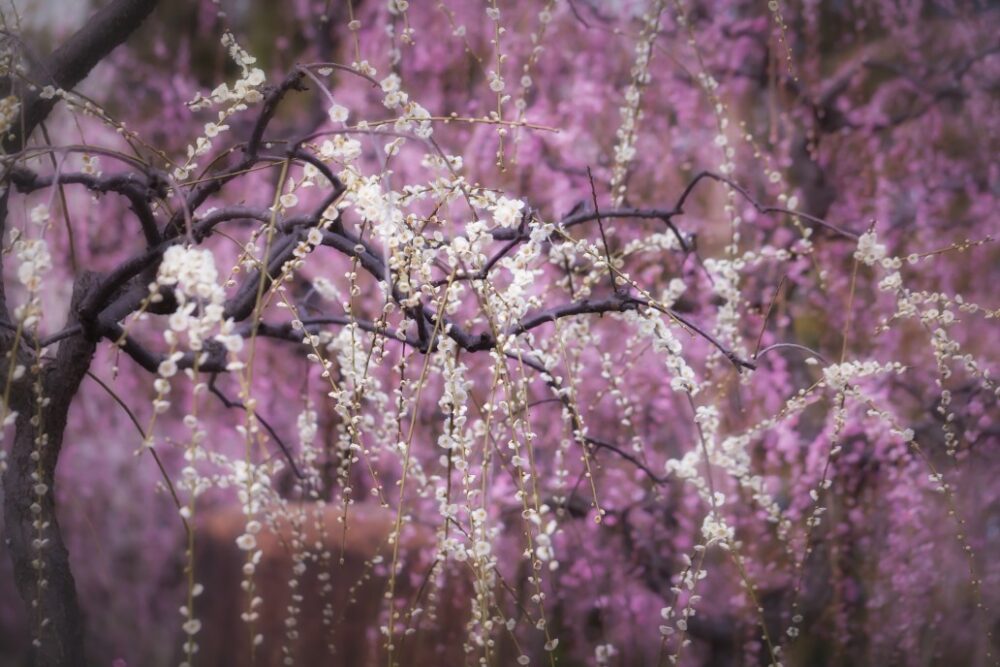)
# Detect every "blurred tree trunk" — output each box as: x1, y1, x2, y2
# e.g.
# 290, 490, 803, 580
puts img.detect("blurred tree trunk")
1, 2, 159, 662
2, 272, 98, 666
